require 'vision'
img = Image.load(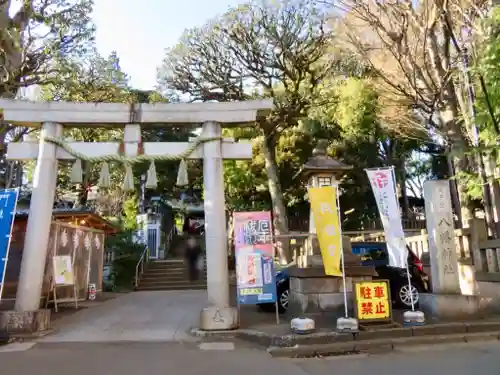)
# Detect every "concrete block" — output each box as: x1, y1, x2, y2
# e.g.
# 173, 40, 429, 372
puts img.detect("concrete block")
419, 293, 500, 319
289, 291, 319, 314
290, 277, 341, 294
0, 309, 51, 333
317, 293, 351, 312
465, 321, 500, 333
411, 323, 467, 336
199, 306, 238, 331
